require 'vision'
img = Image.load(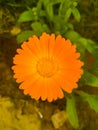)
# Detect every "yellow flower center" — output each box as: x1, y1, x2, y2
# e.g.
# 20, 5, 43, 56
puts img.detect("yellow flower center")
37, 58, 57, 78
